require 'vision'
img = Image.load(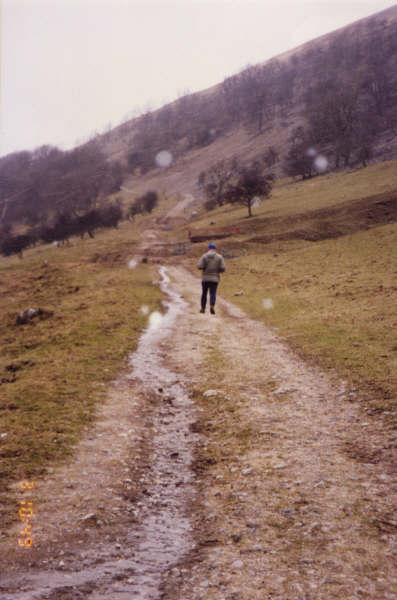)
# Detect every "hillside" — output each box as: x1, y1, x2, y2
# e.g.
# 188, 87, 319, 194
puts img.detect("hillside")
96, 2, 397, 201
2, 3, 397, 241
